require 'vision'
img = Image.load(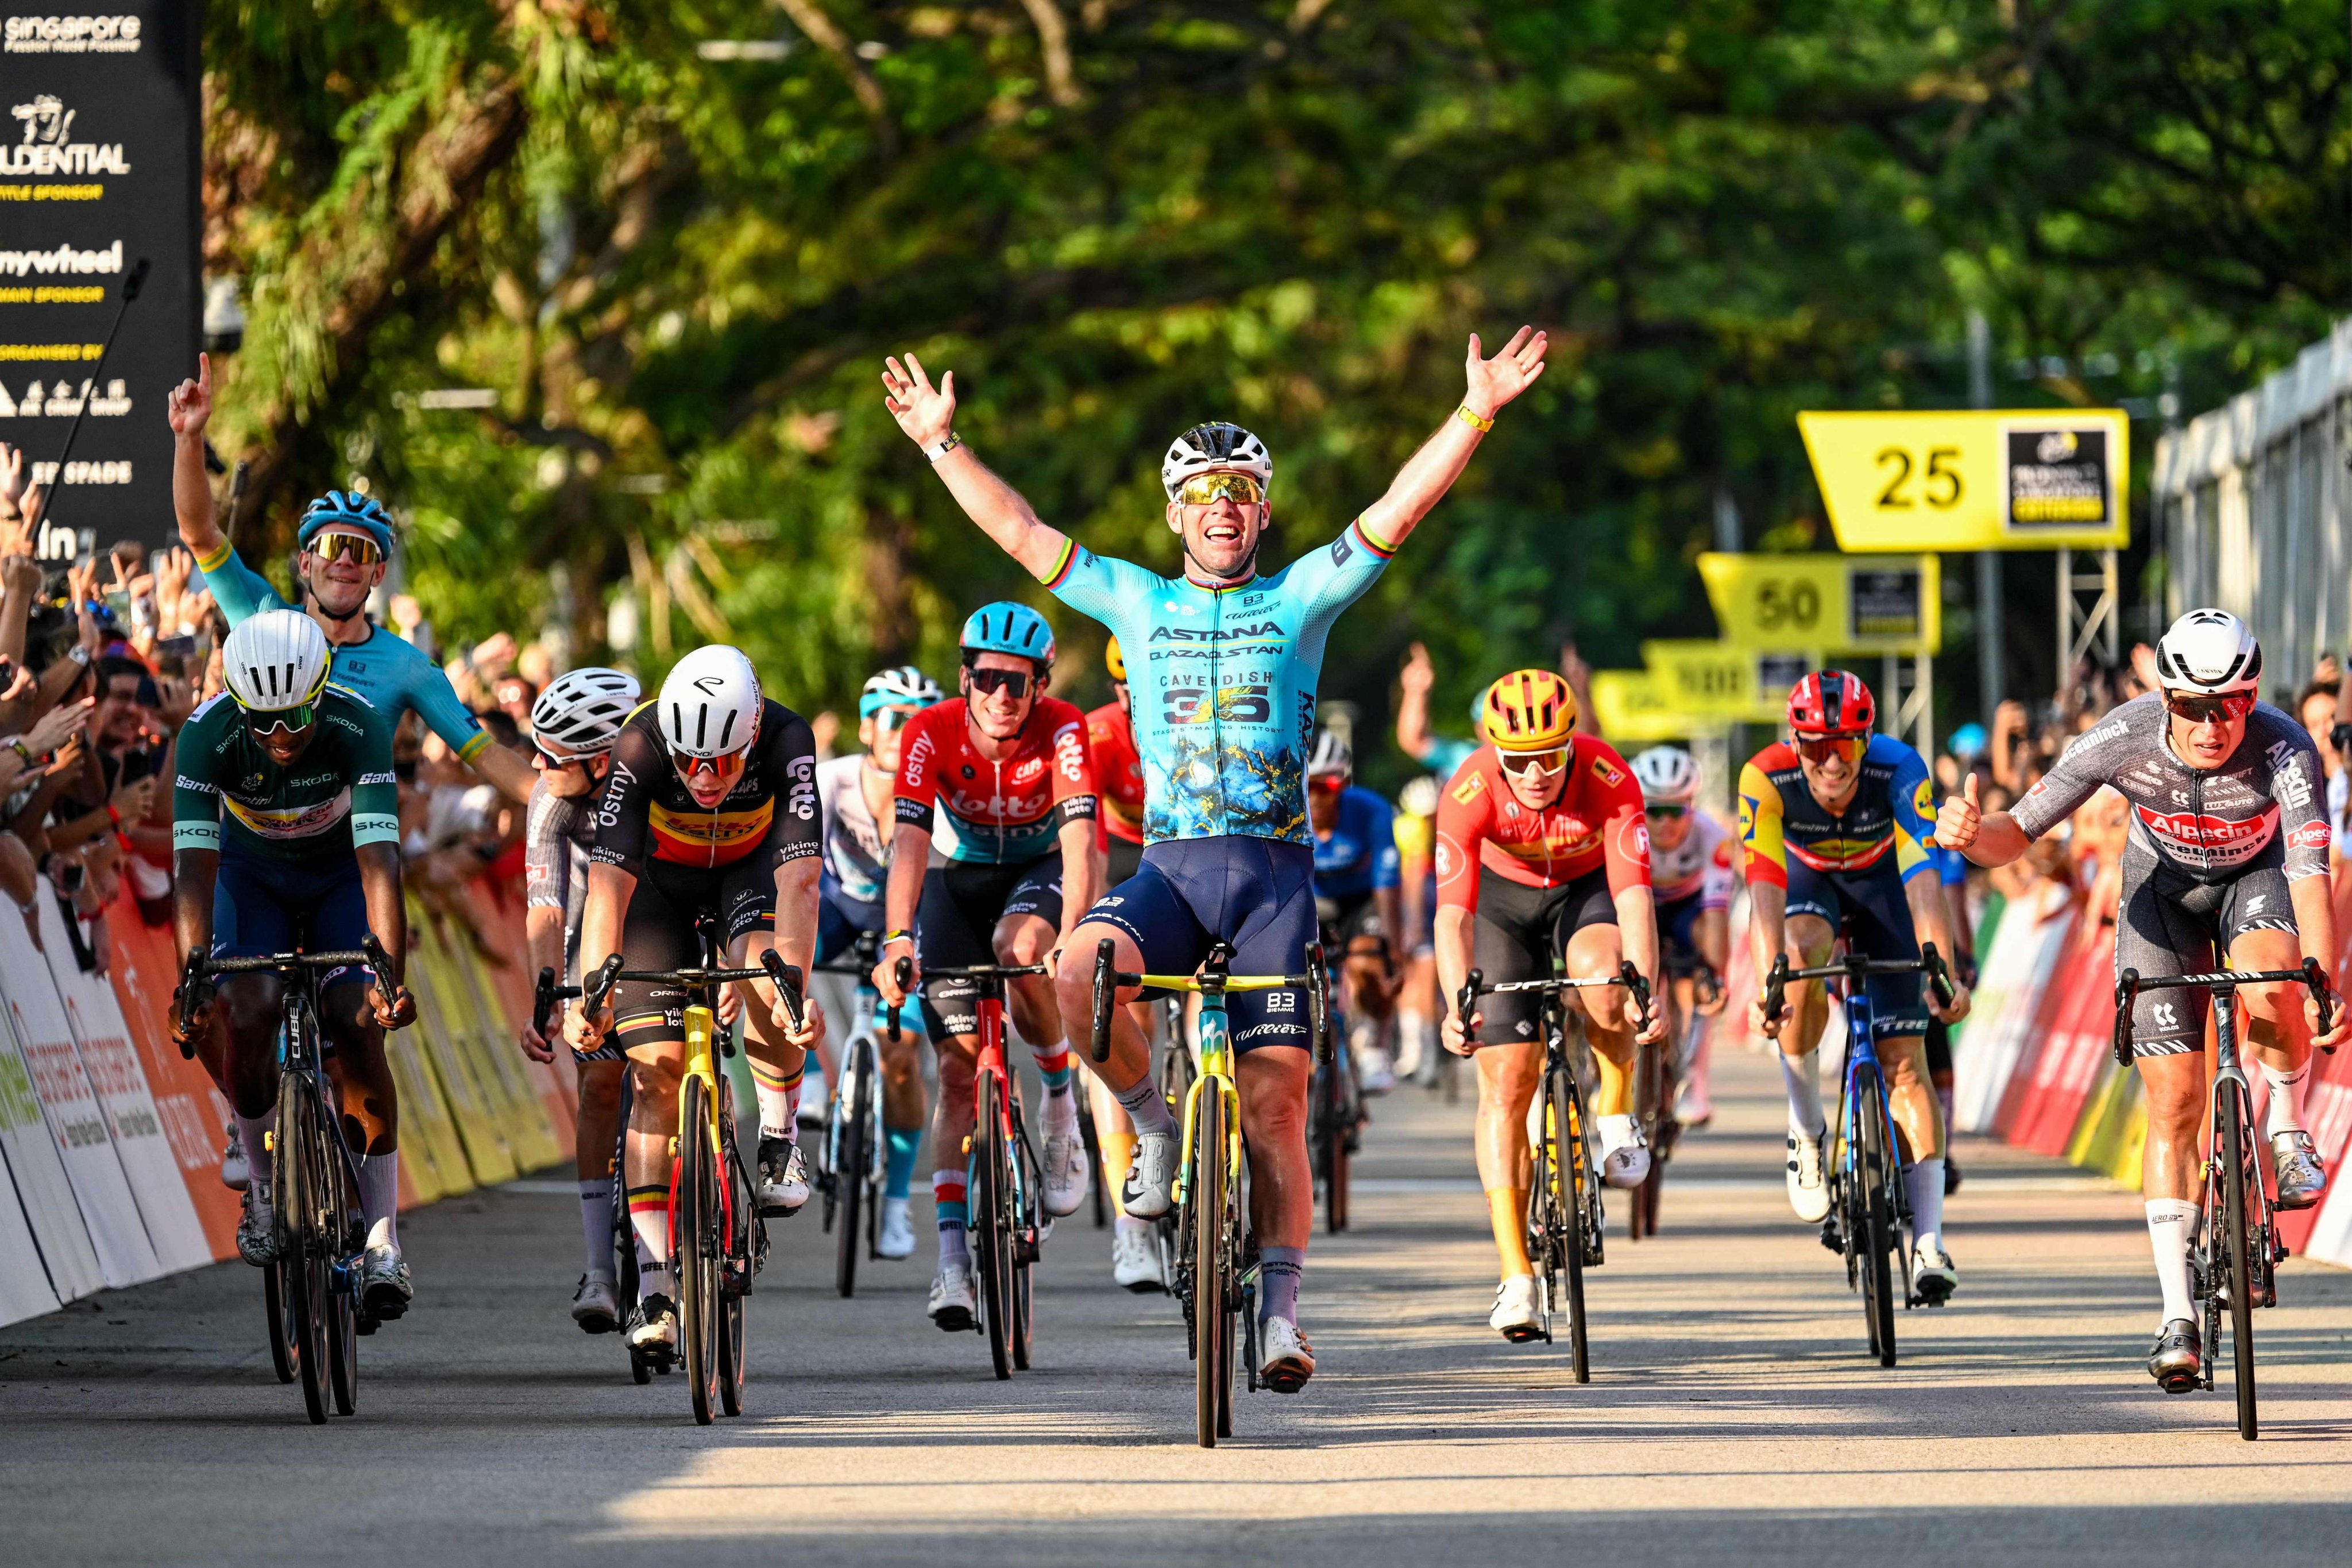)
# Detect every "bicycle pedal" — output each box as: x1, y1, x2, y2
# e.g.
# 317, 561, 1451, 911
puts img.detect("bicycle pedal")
1818, 1219, 1844, 1254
